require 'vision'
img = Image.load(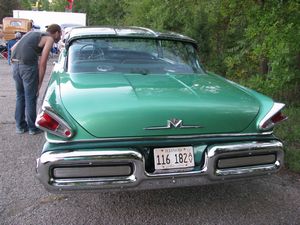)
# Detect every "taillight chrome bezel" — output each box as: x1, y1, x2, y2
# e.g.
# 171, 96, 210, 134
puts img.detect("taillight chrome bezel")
258, 102, 287, 131
36, 107, 74, 139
